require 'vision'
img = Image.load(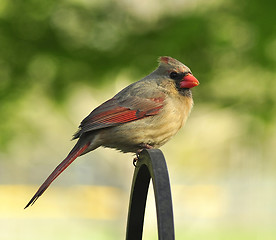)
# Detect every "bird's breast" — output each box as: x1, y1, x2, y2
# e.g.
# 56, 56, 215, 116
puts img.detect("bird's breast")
149, 95, 193, 145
